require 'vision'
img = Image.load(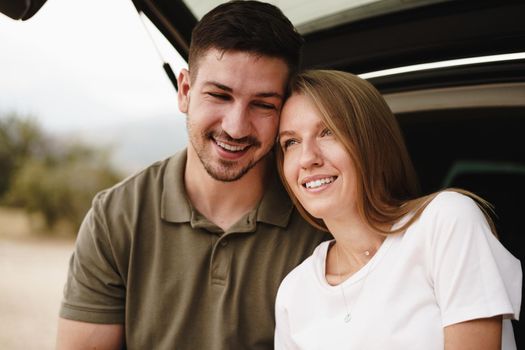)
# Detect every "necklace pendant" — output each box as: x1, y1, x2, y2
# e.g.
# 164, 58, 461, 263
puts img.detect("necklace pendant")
344, 313, 352, 323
